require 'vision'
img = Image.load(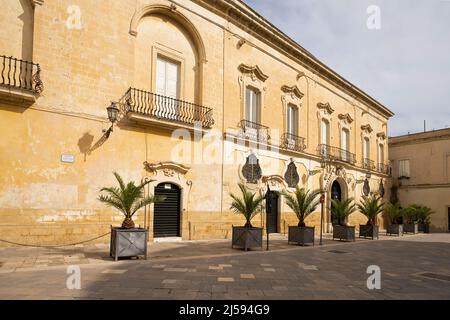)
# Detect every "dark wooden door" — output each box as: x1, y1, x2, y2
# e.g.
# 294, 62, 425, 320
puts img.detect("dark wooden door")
266, 191, 279, 233
153, 183, 181, 238
331, 181, 342, 225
